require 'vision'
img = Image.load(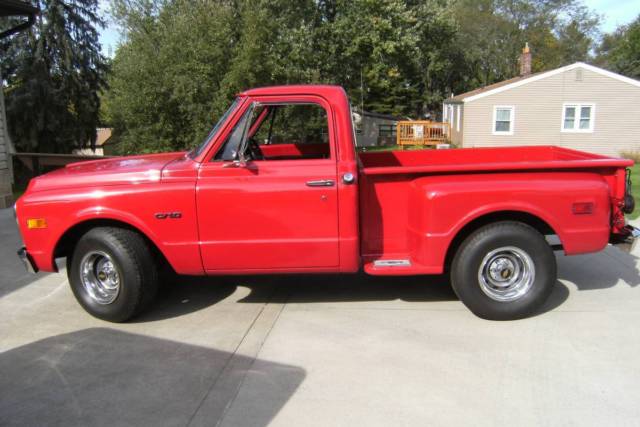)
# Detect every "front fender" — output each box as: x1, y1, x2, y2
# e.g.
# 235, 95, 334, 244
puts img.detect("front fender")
17, 182, 202, 274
